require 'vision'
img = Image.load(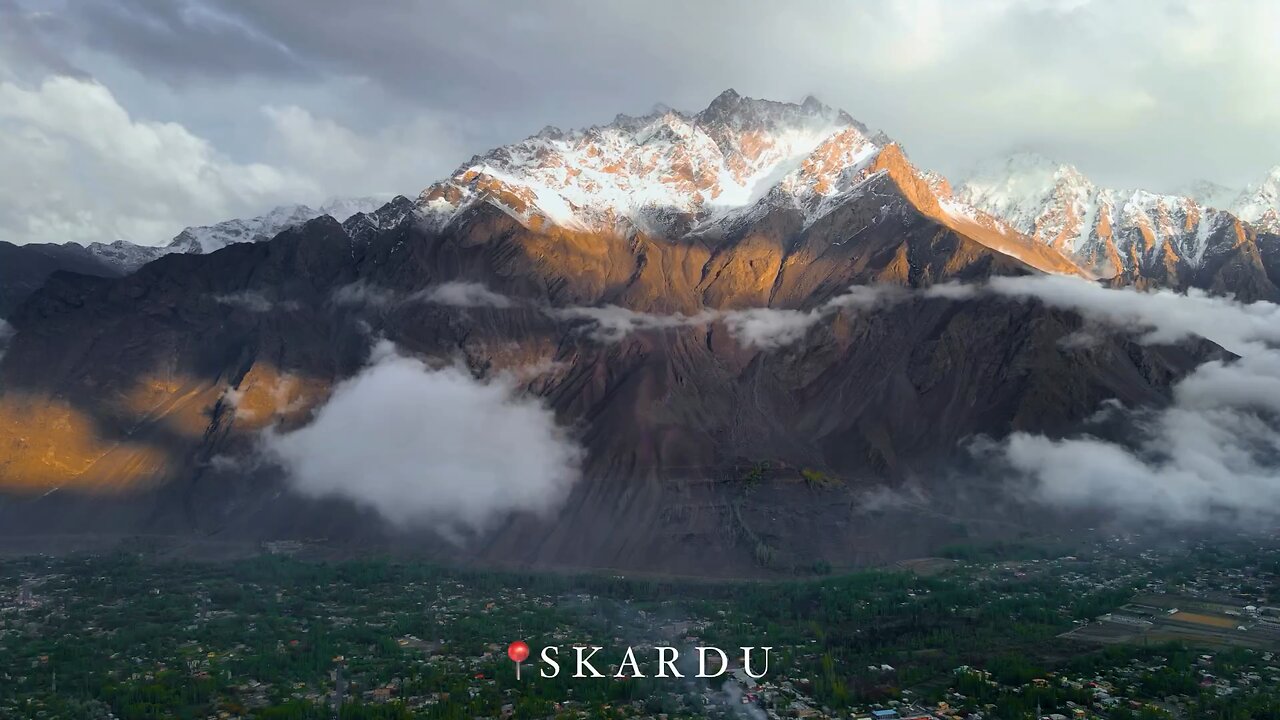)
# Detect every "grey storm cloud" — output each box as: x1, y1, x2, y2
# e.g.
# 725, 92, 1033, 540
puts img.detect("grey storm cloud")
9, 0, 1280, 187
